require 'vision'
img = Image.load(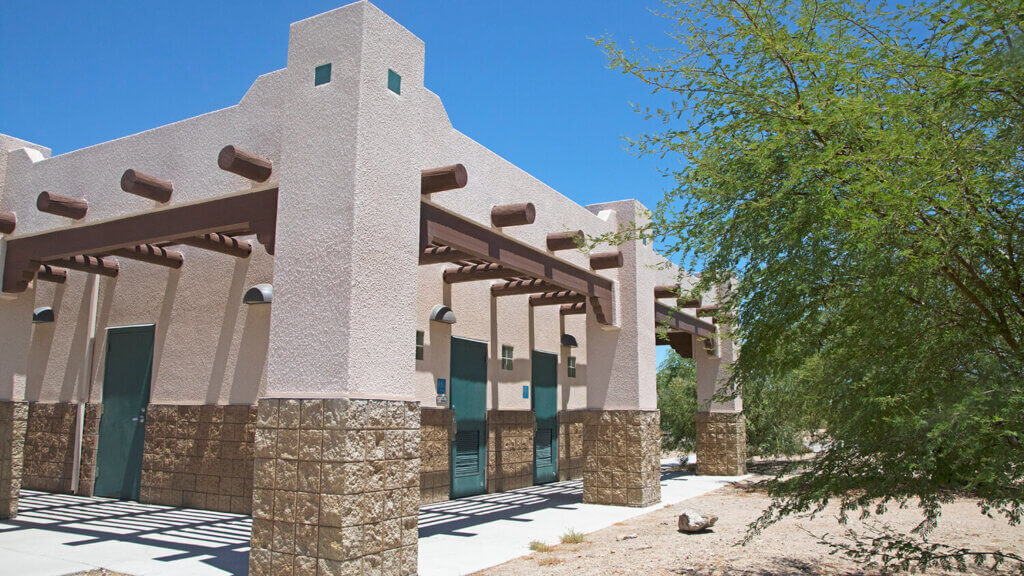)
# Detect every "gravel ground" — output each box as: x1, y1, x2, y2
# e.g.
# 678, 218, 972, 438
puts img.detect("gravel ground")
477, 476, 1024, 576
